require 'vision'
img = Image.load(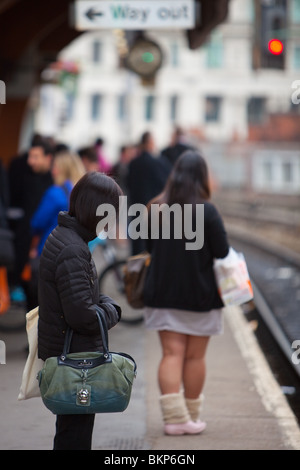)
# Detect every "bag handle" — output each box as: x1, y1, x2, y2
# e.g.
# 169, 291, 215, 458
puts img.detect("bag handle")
60, 307, 137, 375
95, 307, 109, 357
62, 306, 110, 358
